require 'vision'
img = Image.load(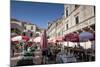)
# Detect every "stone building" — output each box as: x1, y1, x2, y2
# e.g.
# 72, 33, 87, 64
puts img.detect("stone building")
63, 4, 95, 34
63, 4, 95, 48
47, 21, 57, 39
22, 22, 37, 38
47, 4, 95, 49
